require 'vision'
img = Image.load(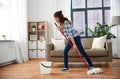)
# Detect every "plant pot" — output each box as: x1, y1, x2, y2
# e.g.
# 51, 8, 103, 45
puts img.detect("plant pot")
2, 37, 6, 40
32, 28, 36, 31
